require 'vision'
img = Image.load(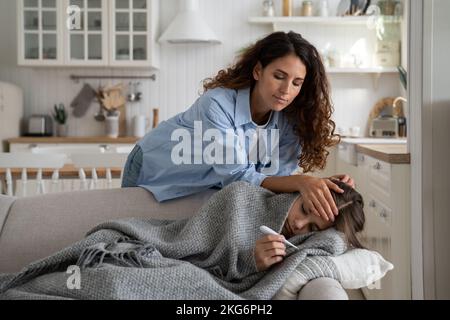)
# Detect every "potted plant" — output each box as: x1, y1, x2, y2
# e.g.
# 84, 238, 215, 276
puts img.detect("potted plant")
53, 103, 68, 137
